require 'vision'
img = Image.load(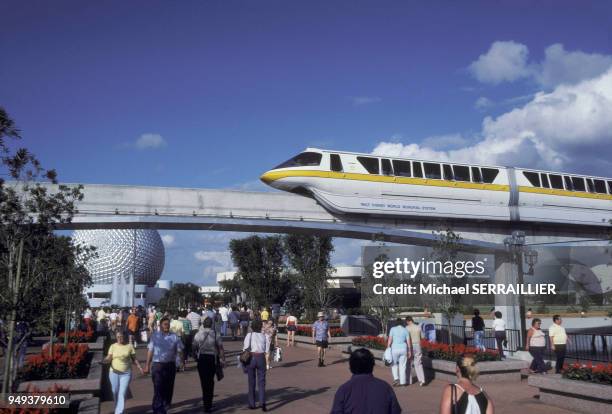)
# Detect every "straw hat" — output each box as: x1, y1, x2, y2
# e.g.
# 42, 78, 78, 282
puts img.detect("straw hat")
317, 311, 325, 317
